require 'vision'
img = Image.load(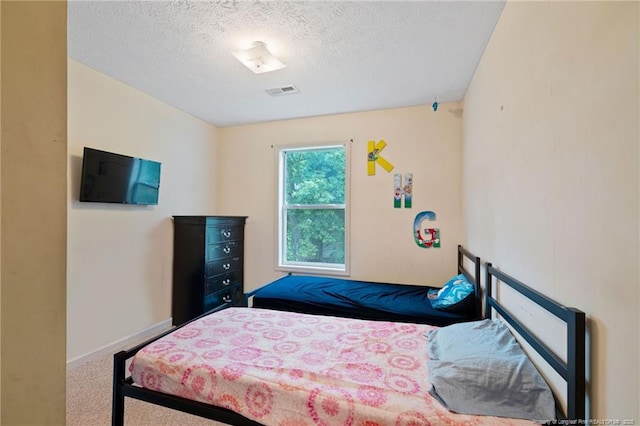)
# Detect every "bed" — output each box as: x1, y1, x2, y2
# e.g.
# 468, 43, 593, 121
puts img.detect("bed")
112, 257, 586, 425
247, 245, 482, 326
